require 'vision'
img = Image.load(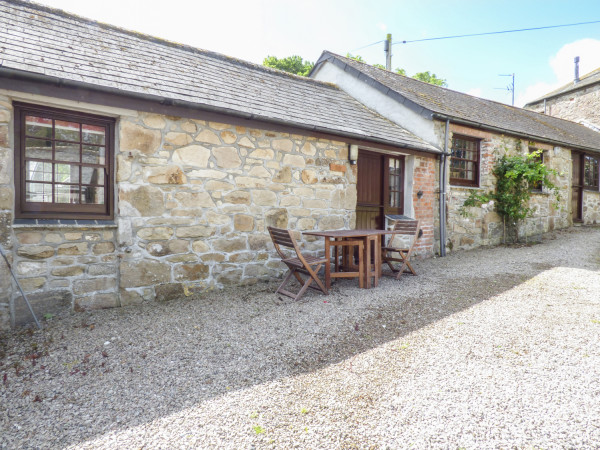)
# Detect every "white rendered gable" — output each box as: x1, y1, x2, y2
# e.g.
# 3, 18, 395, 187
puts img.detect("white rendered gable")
312, 62, 438, 146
